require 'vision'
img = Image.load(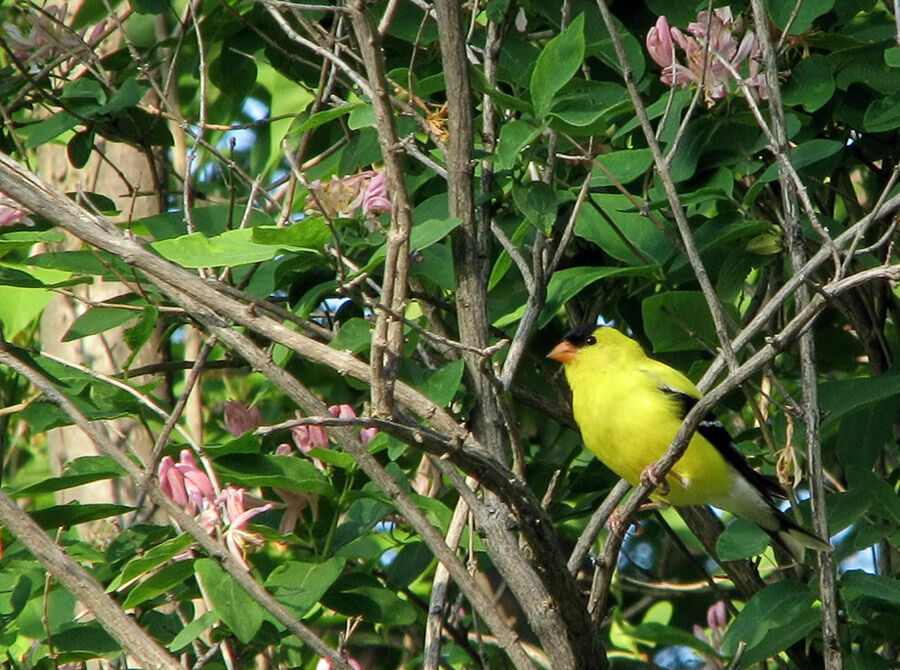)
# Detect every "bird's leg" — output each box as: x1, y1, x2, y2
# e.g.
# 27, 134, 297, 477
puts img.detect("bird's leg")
640, 461, 688, 496
608, 502, 667, 535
